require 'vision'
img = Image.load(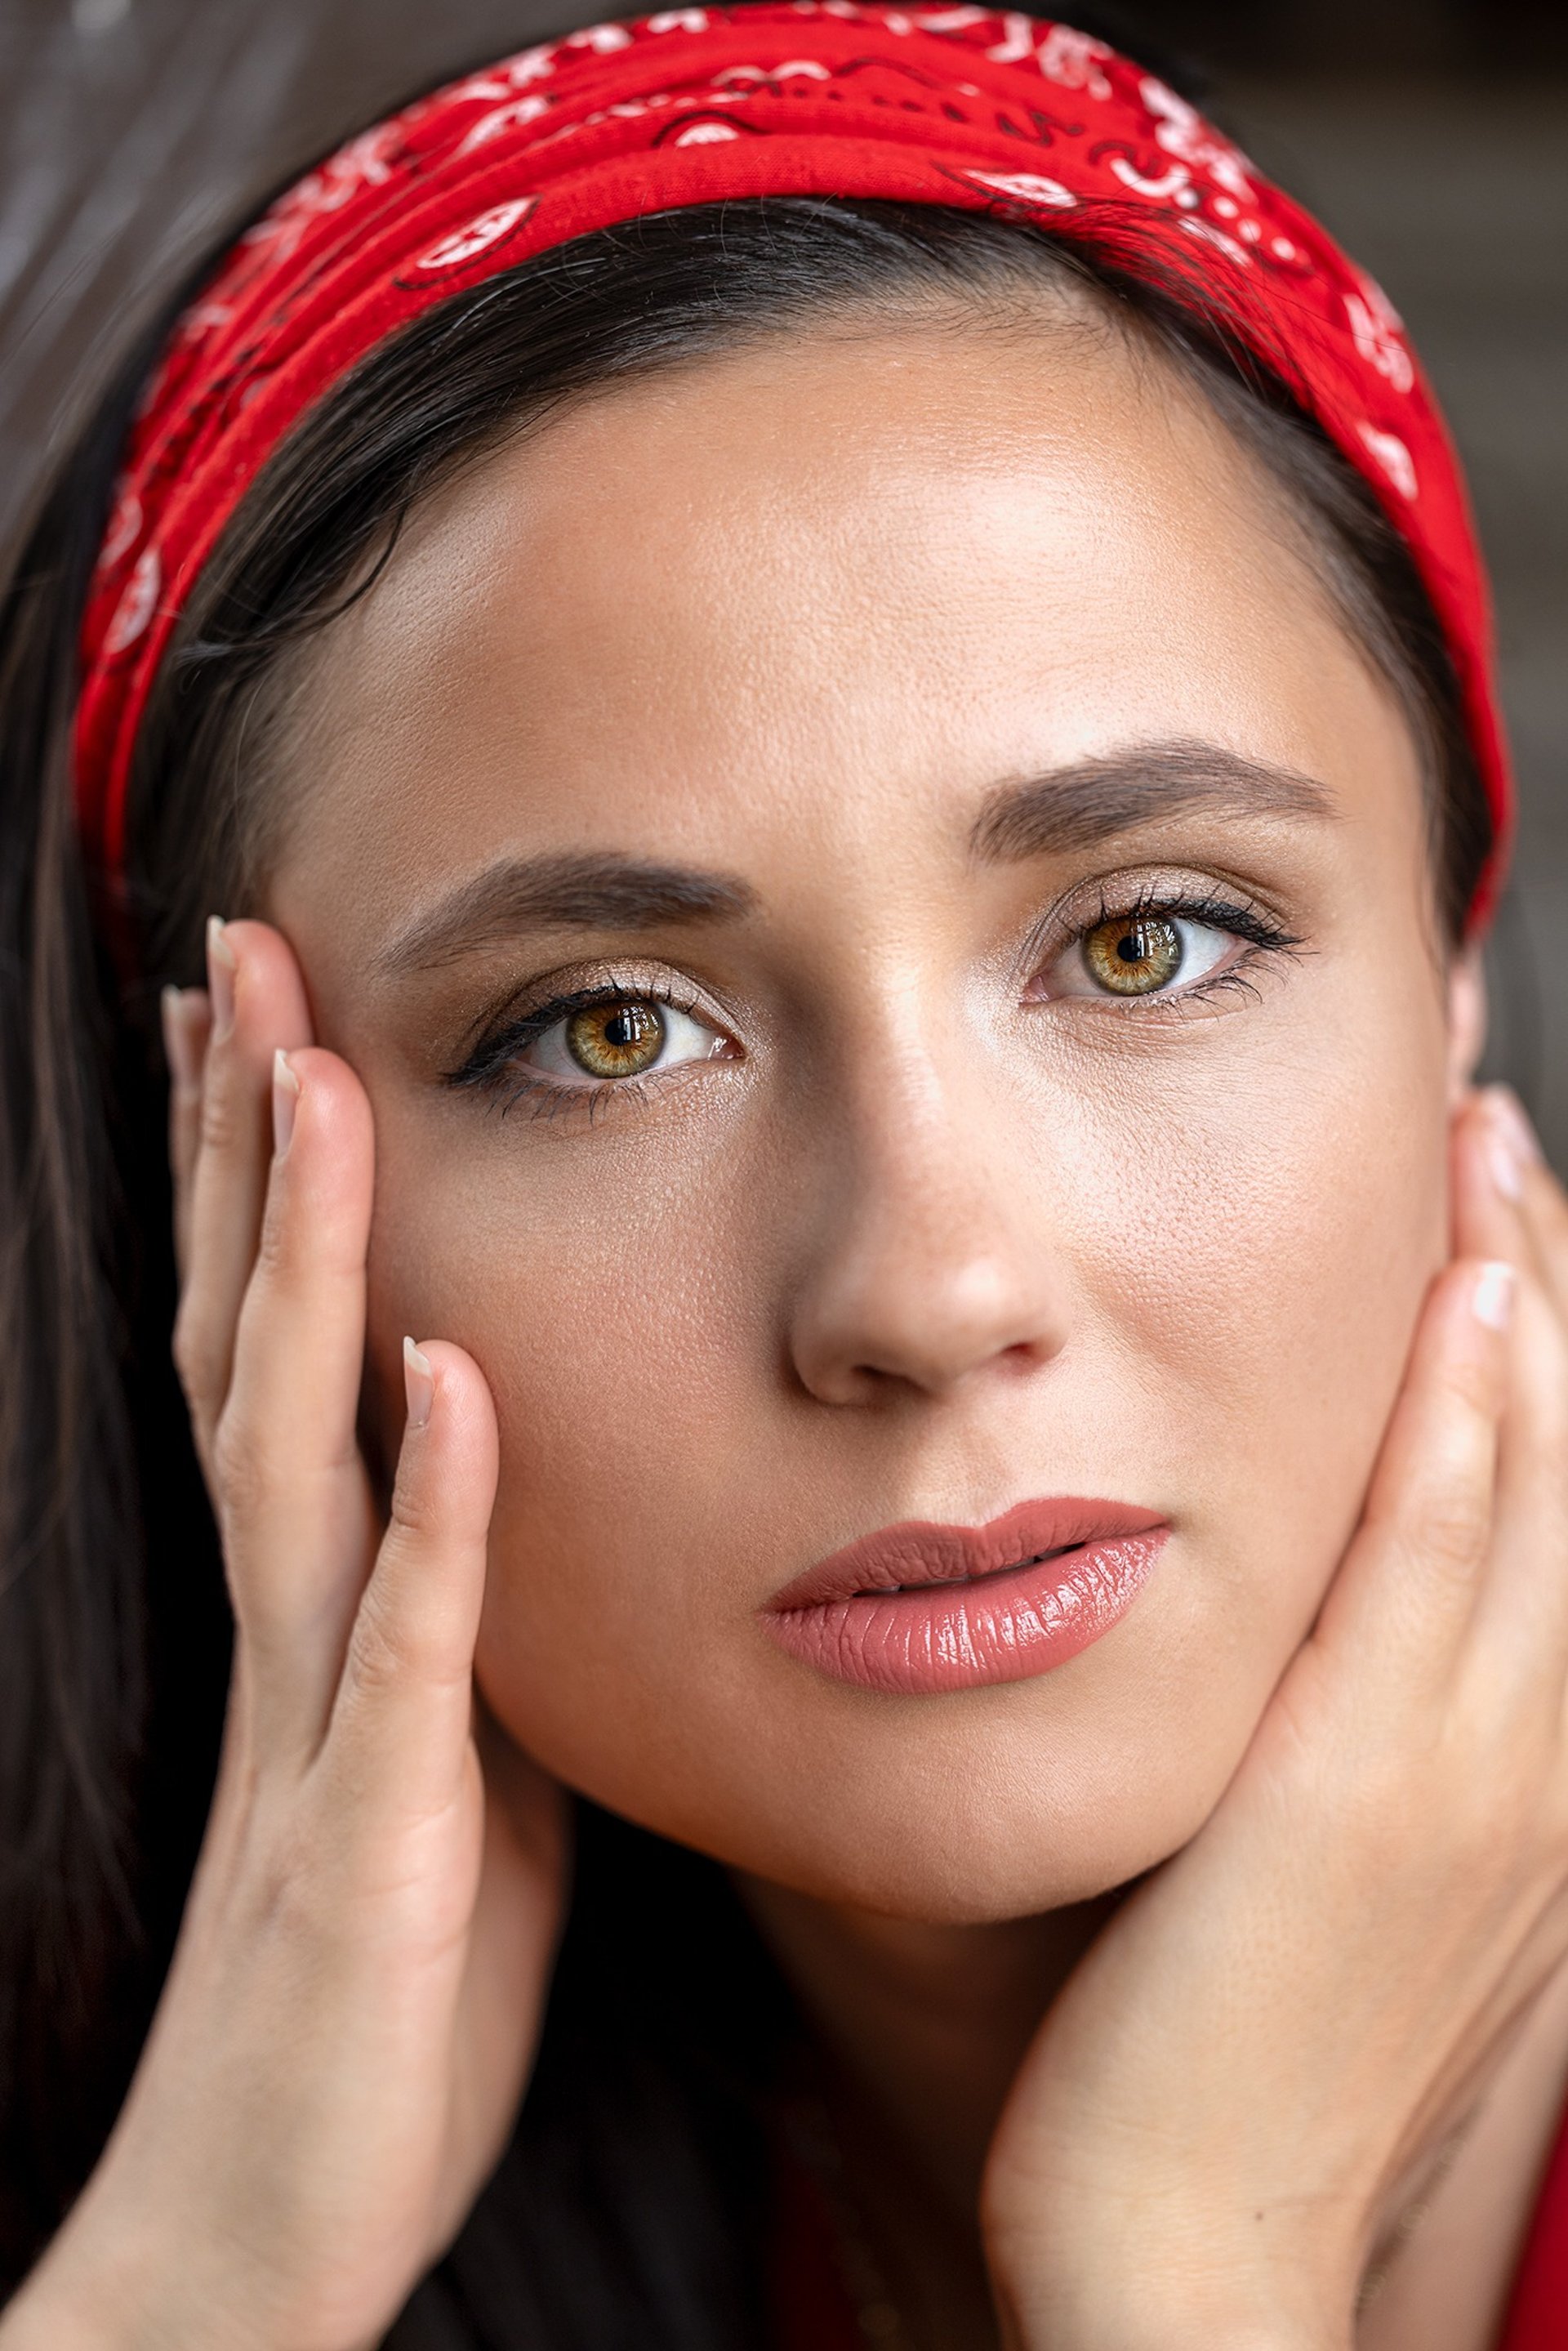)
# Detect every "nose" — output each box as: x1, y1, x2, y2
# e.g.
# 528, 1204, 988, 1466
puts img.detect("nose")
785, 1054, 1070, 1407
